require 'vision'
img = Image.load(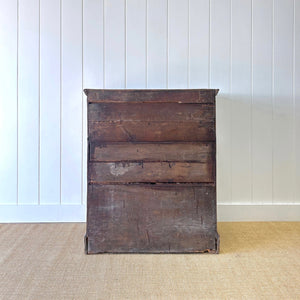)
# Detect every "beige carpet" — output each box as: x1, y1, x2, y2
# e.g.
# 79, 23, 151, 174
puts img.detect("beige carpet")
0, 222, 299, 300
